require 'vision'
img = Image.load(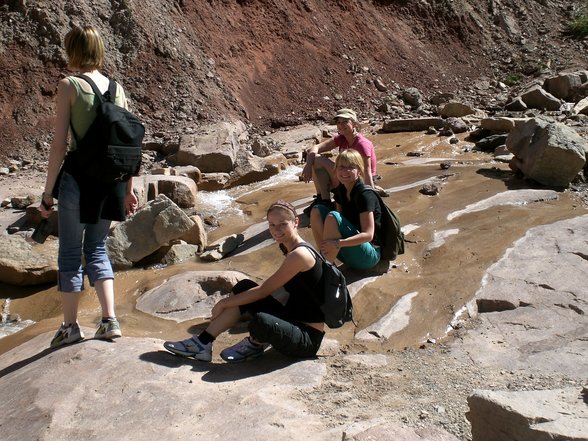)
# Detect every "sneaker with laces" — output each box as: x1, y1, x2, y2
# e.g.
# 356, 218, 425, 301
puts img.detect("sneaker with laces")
94, 318, 122, 340
163, 336, 212, 362
220, 337, 269, 363
50, 322, 84, 348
